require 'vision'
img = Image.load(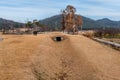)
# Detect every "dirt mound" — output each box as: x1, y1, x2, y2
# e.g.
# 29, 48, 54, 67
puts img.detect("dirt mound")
0, 32, 120, 80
